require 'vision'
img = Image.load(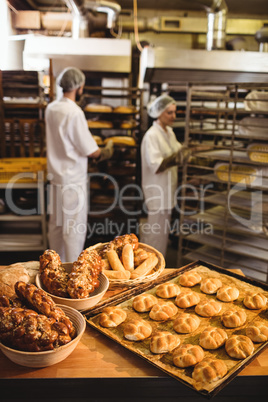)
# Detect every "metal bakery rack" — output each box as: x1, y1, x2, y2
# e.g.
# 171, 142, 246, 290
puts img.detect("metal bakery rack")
177, 82, 268, 283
